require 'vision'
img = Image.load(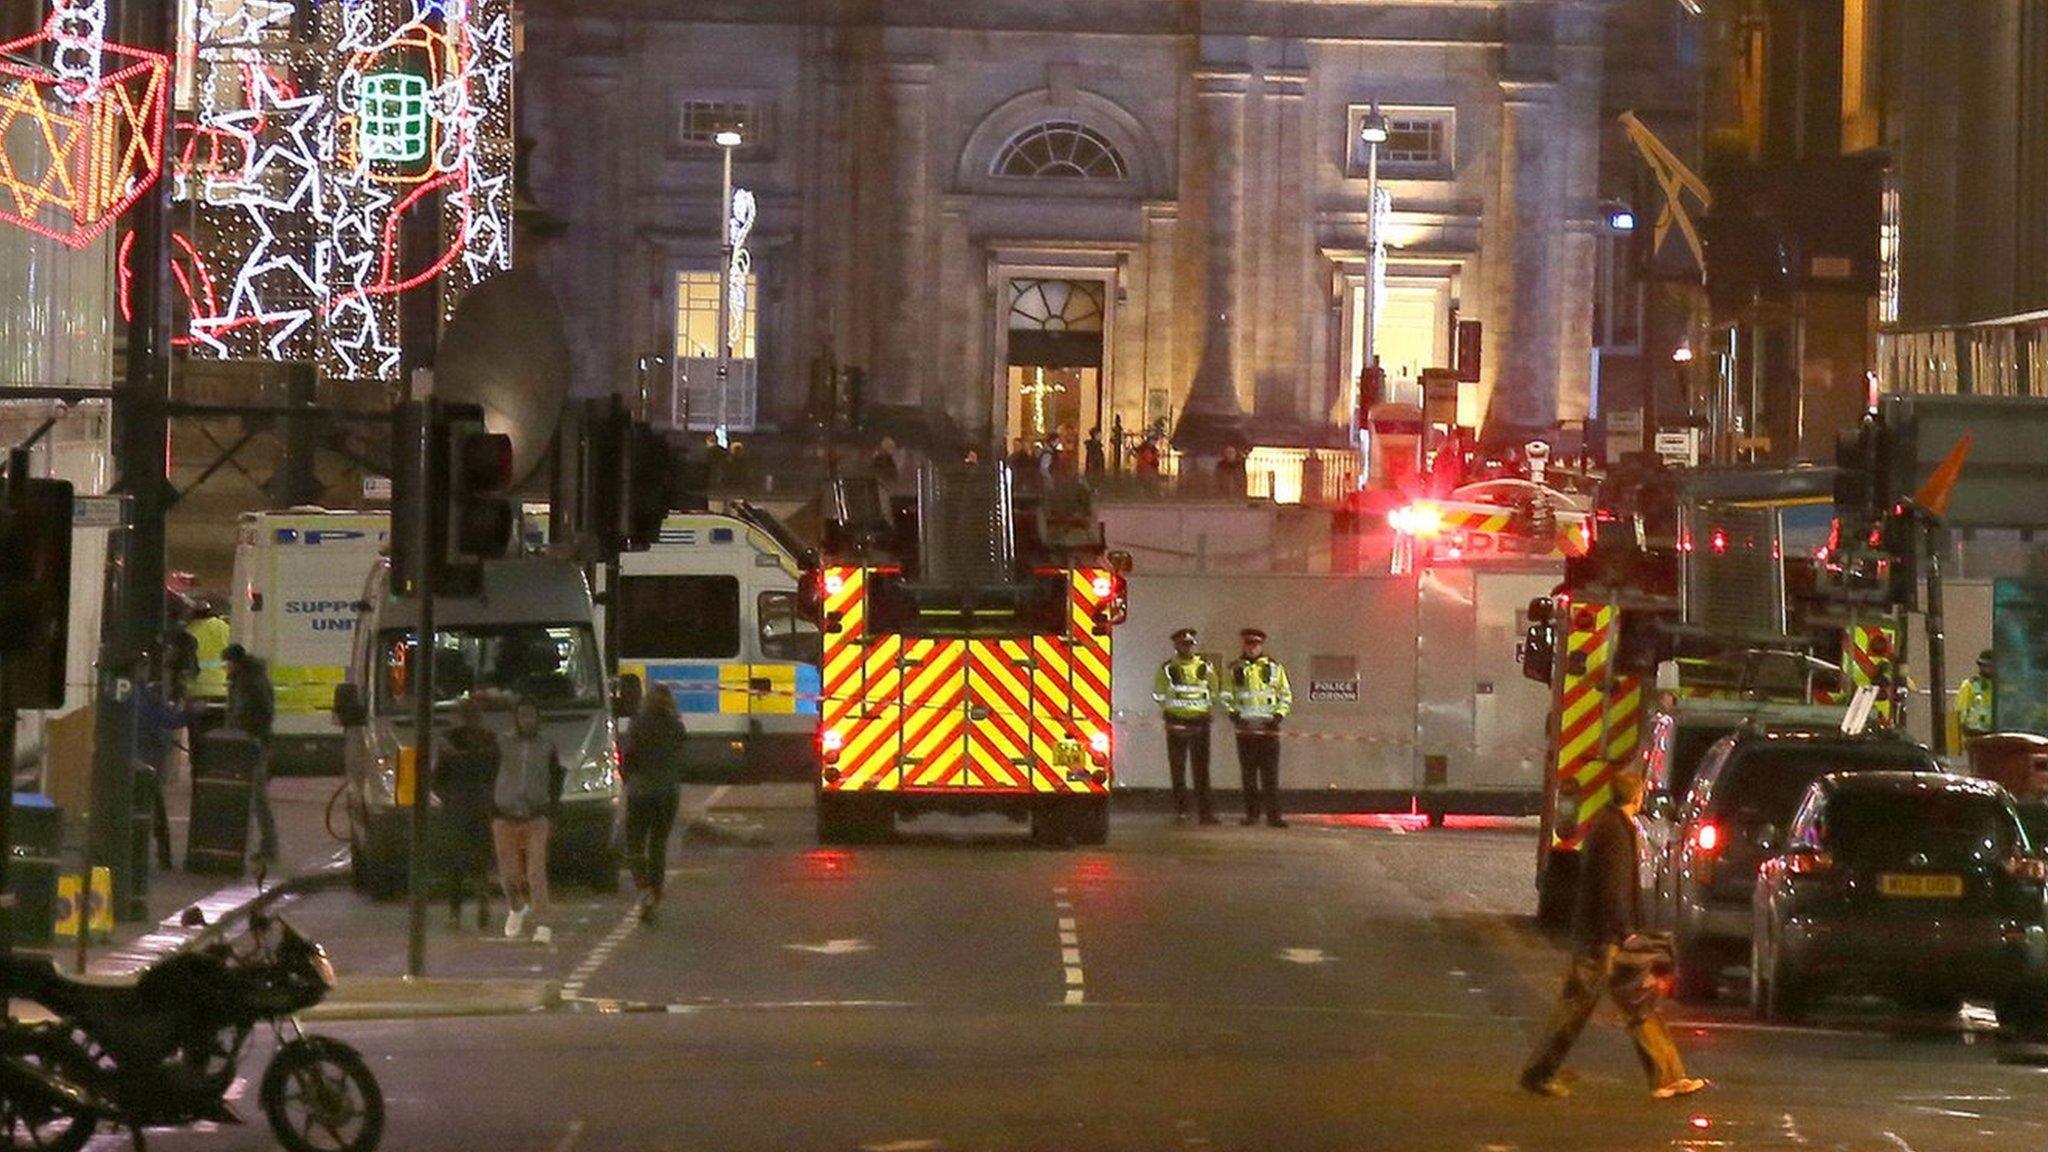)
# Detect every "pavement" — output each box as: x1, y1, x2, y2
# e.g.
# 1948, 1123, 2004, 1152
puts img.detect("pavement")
47, 782, 2048, 1151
